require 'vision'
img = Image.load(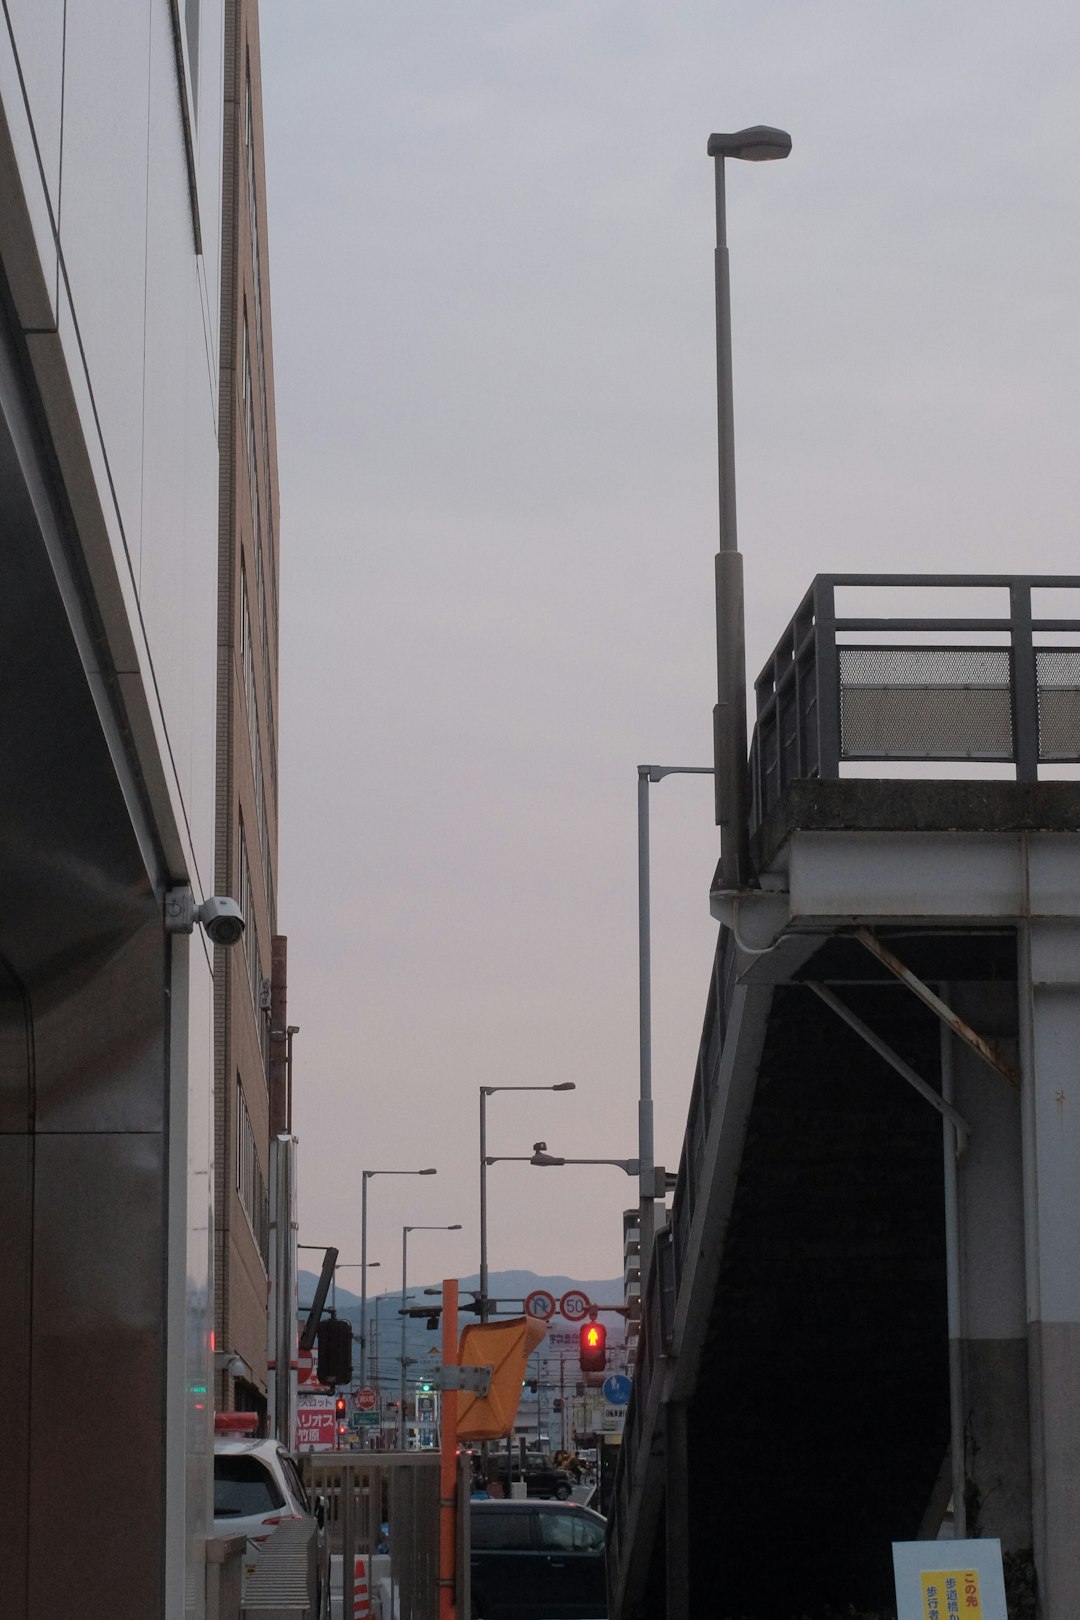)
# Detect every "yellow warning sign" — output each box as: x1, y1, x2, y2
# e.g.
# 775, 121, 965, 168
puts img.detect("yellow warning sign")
920, 1568, 982, 1620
